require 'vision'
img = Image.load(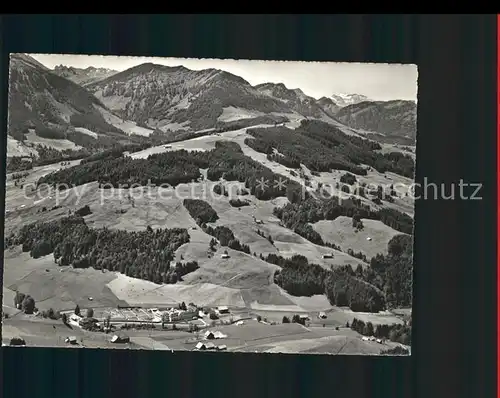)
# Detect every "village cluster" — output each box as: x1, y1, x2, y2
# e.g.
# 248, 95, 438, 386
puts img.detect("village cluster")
49, 303, 236, 347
